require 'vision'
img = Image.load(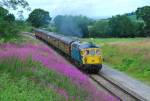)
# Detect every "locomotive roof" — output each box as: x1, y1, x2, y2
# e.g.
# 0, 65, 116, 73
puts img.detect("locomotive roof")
79, 44, 99, 49
47, 32, 62, 39
47, 32, 77, 44
60, 36, 77, 44
72, 41, 99, 49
